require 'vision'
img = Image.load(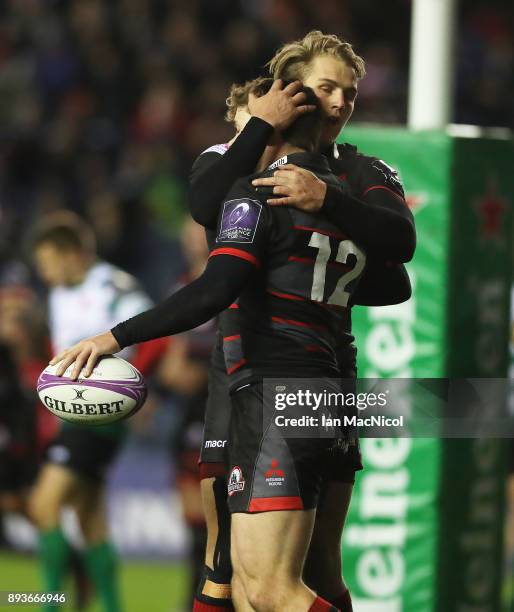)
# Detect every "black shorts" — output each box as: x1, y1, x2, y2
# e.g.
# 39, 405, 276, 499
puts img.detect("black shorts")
227, 380, 356, 514
0, 453, 38, 492
321, 438, 363, 484
45, 426, 124, 482
199, 359, 231, 467
200, 364, 363, 484
173, 393, 206, 480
